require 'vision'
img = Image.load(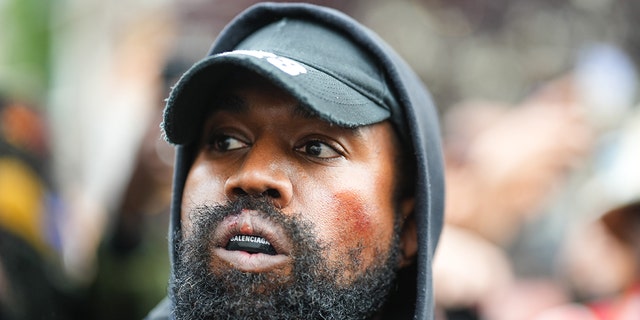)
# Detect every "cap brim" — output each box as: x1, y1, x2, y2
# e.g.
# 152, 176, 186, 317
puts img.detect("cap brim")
163, 51, 390, 144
